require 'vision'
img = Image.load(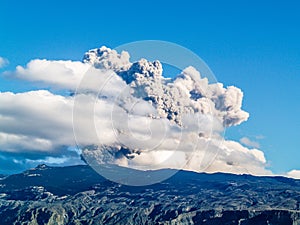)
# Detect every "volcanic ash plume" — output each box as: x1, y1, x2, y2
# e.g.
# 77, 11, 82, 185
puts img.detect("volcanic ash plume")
77, 46, 267, 175
83, 47, 249, 127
